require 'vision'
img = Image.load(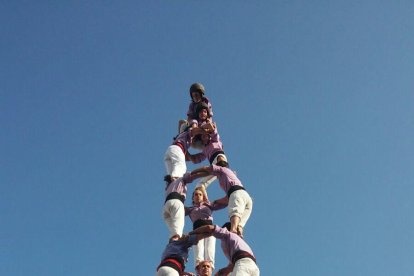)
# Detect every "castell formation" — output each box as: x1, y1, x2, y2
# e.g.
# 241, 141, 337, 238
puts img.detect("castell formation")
157, 83, 260, 276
